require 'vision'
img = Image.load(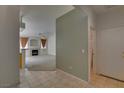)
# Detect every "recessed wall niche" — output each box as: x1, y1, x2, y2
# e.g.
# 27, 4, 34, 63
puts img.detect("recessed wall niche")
28, 37, 41, 49
30, 39, 39, 47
